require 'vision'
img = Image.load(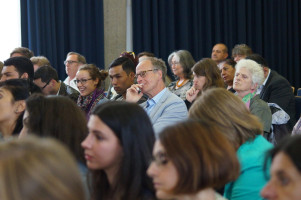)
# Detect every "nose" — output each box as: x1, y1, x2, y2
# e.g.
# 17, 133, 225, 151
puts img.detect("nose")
81, 133, 92, 149
147, 161, 157, 178
221, 69, 226, 76
234, 56, 240, 62
260, 181, 276, 199
137, 76, 143, 84
111, 77, 117, 85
